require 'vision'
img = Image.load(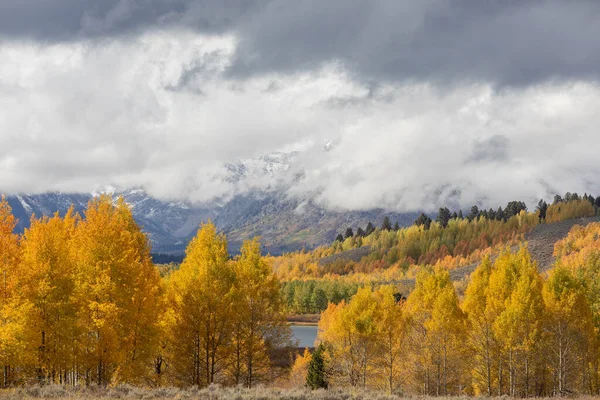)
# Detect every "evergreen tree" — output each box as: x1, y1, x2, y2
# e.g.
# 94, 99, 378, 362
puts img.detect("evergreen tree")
393, 221, 400, 231
504, 201, 527, 218
365, 222, 375, 236
306, 344, 328, 389
344, 228, 354, 239
451, 211, 458, 220
553, 194, 563, 204
596, 196, 600, 208
381, 217, 392, 231
414, 213, 432, 230
335, 234, 344, 243
496, 206, 504, 221
356, 227, 365, 237
565, 192, 573, 202
468, 205, 480, 221
458, 210, 464, 219
587, 193, 596, 206
536, 199, 548, 222
436, 207, 451, 228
